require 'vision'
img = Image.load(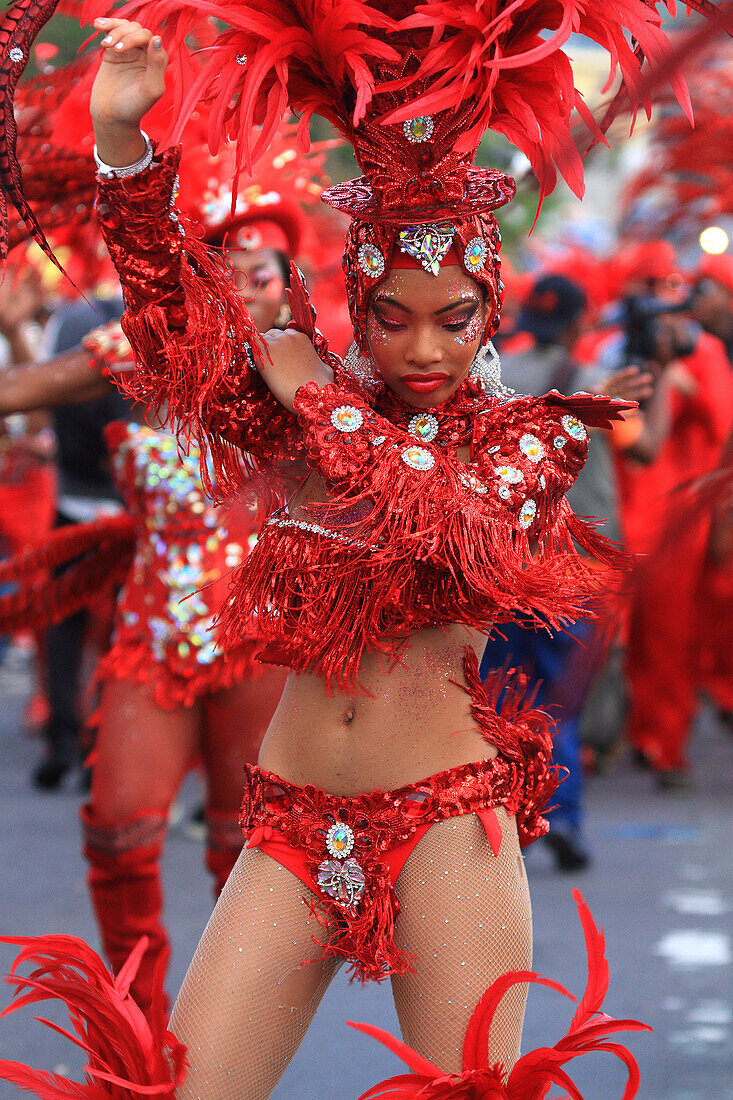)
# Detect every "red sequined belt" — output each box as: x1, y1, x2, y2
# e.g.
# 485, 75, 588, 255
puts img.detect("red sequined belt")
239, 757, 519, 982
